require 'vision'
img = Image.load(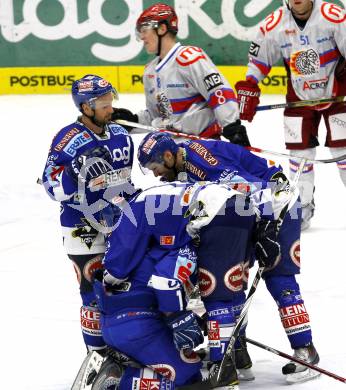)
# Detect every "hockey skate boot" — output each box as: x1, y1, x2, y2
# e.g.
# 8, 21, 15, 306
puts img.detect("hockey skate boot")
235, 335, 255, 381
282, 342, 321, 384
208, 360, 239, 390
91, 356, 124, 390
301, 197, 315, 231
